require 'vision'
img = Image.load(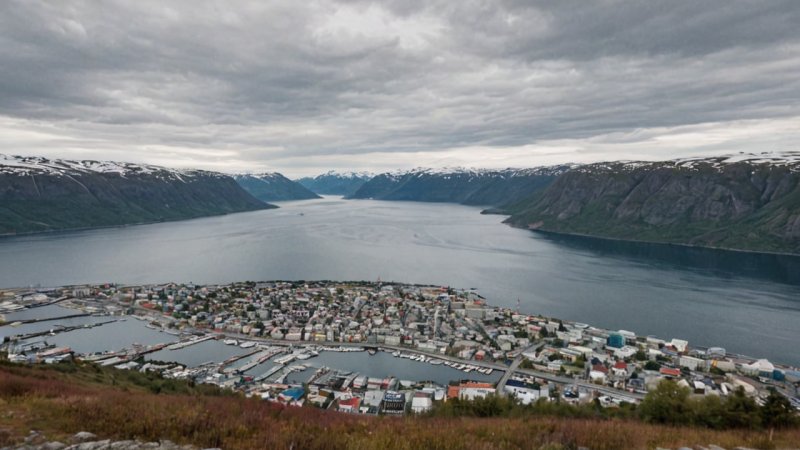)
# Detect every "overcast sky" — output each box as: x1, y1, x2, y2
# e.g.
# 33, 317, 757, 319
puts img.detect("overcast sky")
1, 1, 799, 176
